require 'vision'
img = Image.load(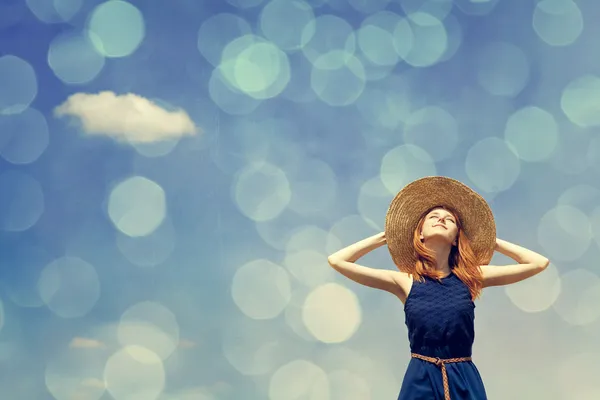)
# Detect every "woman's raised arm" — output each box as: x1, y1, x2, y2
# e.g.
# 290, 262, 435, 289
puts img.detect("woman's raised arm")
480, 238, 550, 288
327, 232, 412, 302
